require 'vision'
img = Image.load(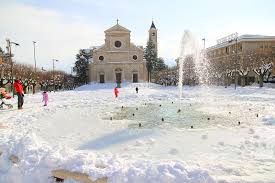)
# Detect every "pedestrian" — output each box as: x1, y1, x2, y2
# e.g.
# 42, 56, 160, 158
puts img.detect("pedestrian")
13, 79, 24, 109
114, 87, 119, 98
135, 87, 139, 94
42, 91, 48, 106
